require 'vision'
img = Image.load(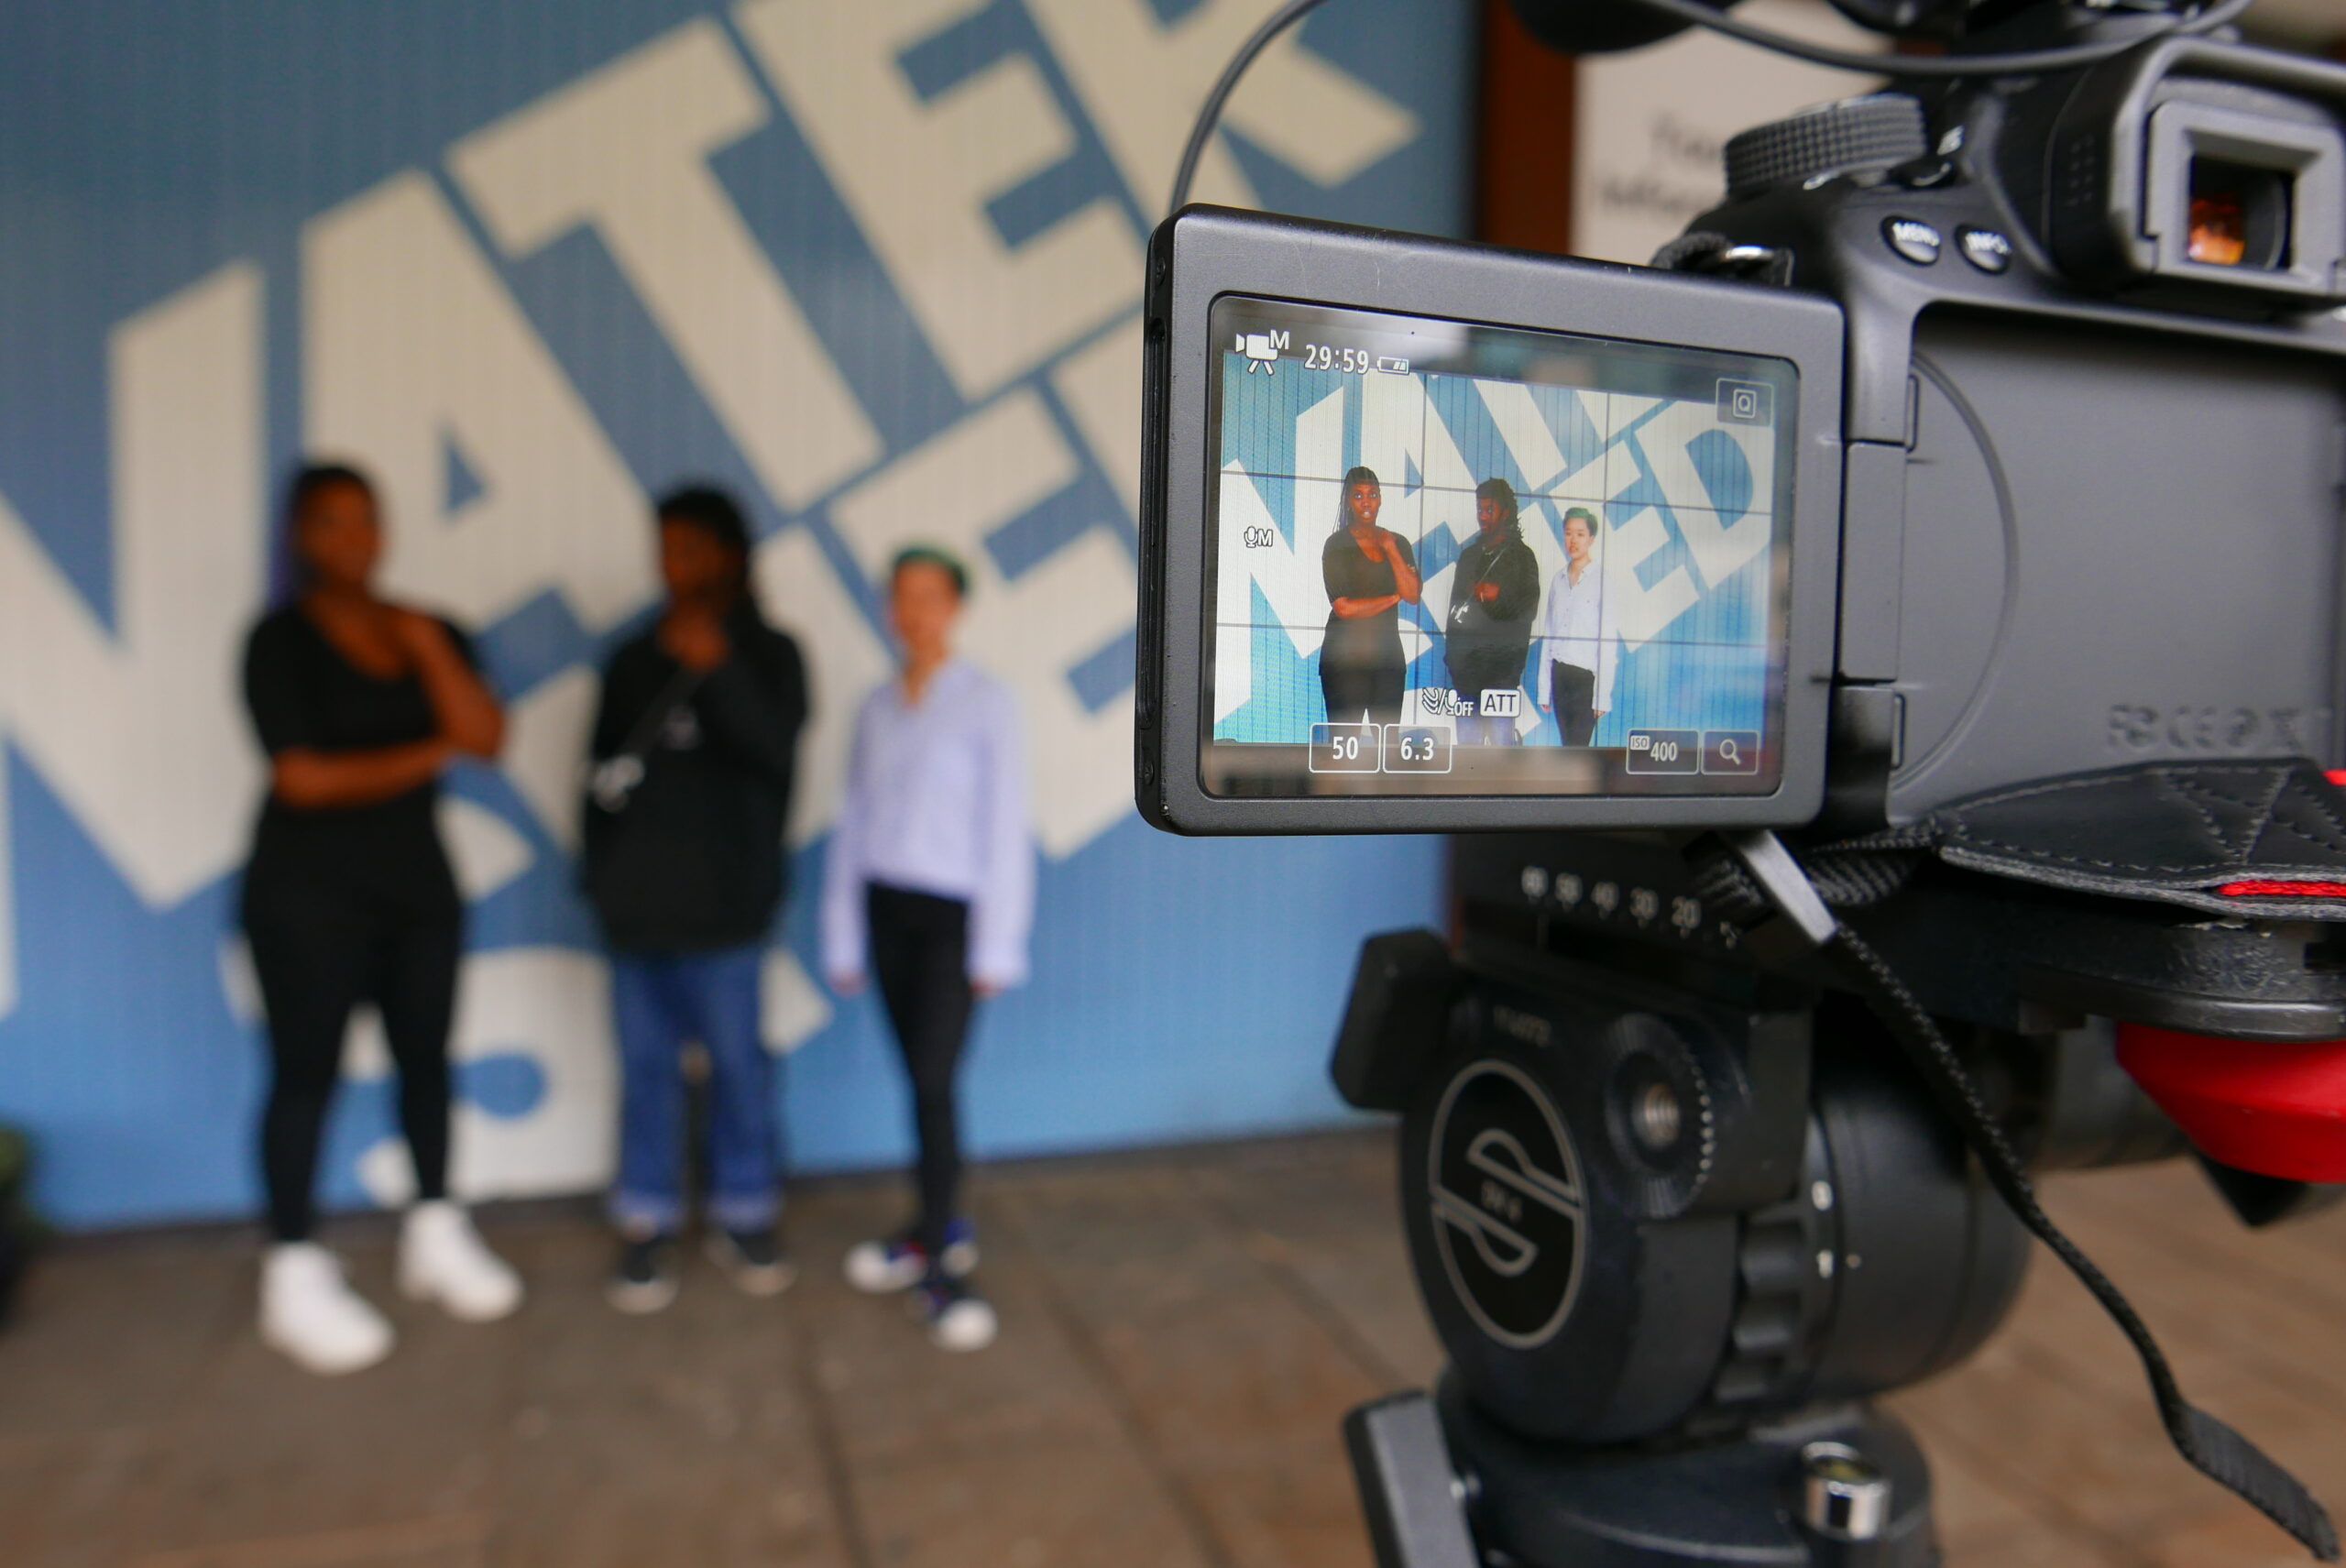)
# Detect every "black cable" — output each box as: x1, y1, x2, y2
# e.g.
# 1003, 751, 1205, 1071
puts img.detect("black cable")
1608, 0, 2253, 79
1163, 0, 2254, 222
1167, 0, 1339, 216
1826, 925, 2340, 1561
